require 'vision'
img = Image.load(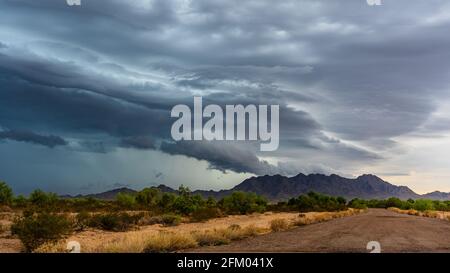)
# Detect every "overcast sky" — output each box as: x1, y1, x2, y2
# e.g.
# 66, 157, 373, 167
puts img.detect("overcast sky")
1, 0, 450, 195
